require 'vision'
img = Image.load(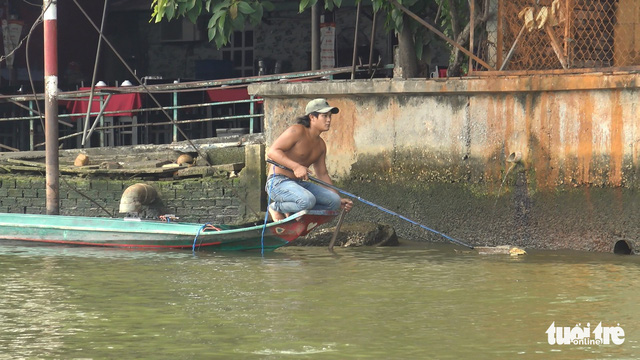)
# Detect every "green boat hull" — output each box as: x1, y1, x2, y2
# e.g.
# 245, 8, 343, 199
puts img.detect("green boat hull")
0, 210, 338, 251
